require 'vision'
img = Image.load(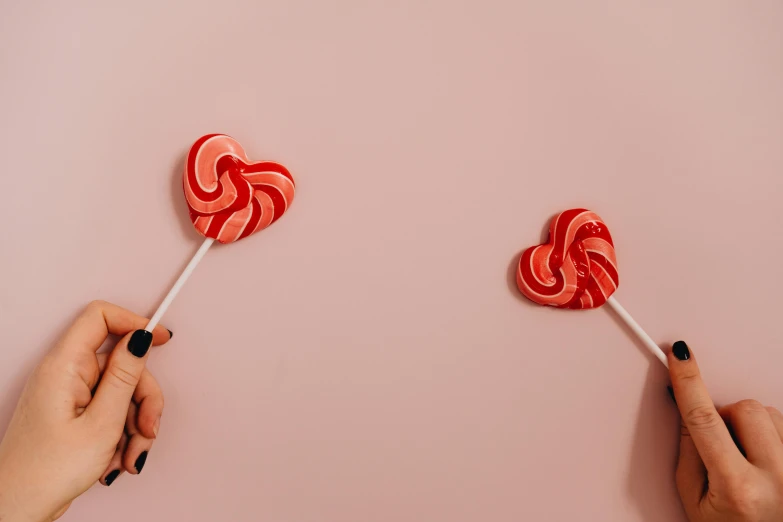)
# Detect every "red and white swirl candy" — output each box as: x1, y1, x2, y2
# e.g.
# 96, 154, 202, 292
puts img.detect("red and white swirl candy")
516, 208, 619, 309
183, 134, 295, 244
